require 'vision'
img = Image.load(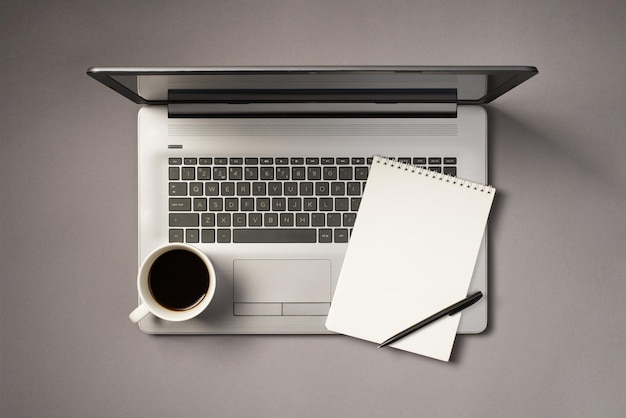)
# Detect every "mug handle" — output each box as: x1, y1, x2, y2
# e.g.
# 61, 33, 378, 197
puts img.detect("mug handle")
129, 303, 151, 323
